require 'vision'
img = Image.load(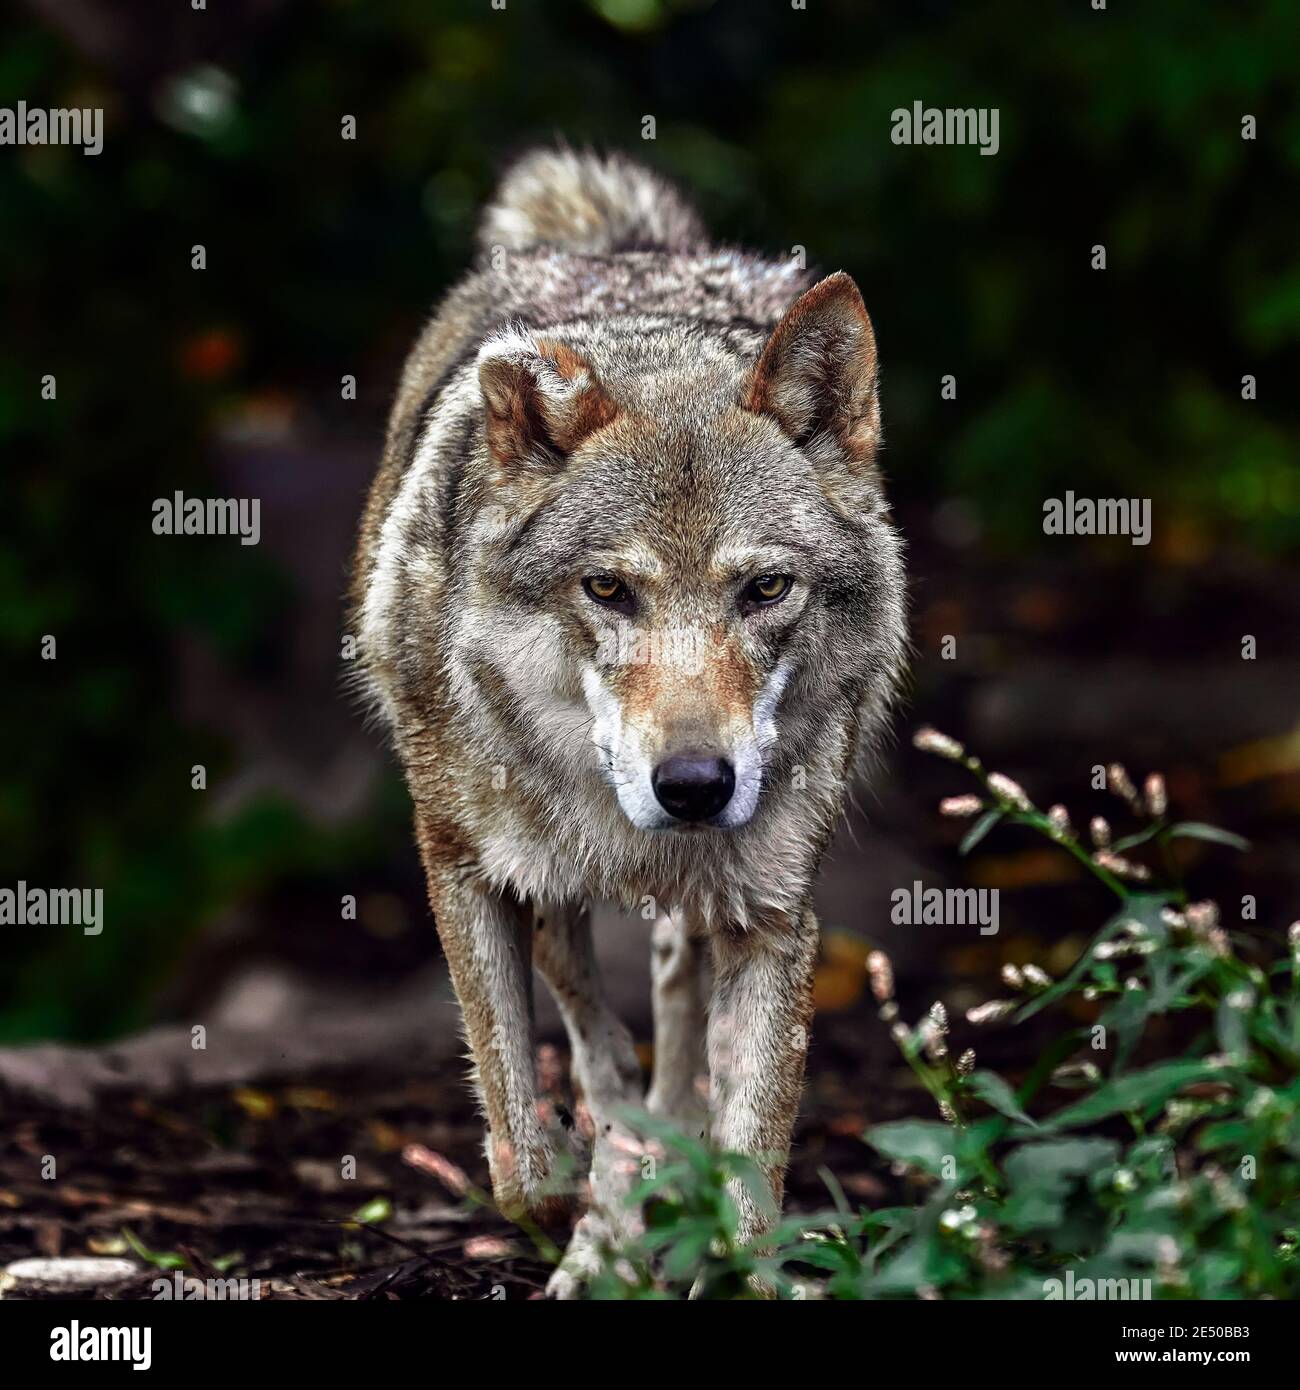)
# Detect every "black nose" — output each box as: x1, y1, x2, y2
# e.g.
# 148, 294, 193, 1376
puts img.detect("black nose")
651, 753, 735, 822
